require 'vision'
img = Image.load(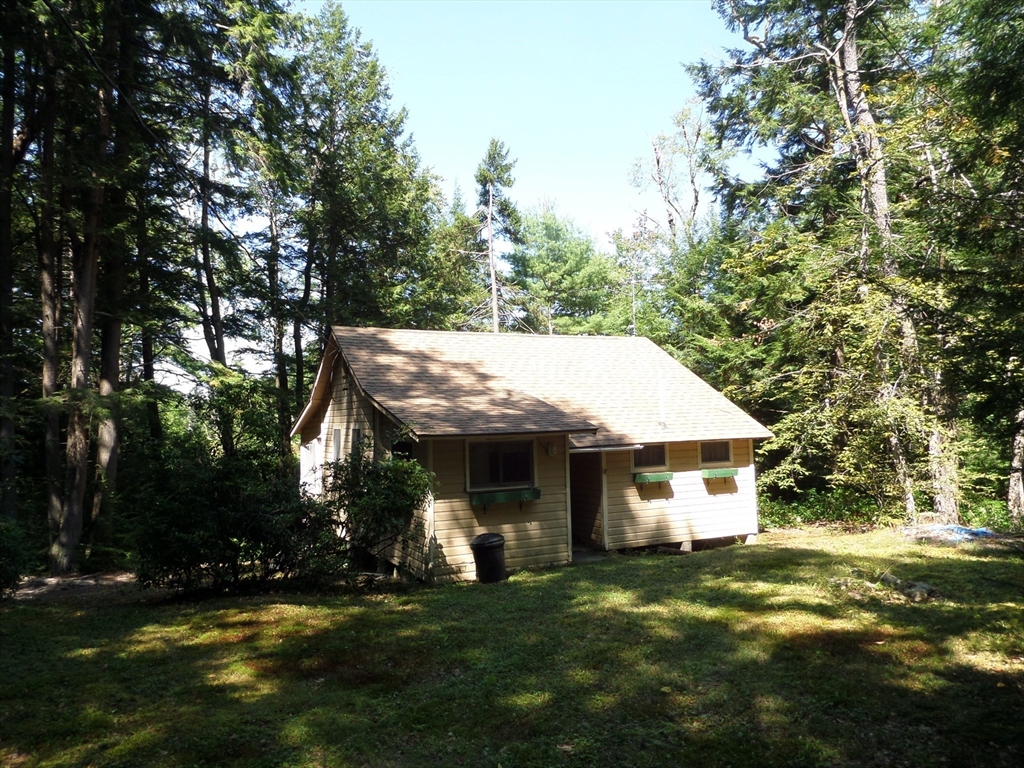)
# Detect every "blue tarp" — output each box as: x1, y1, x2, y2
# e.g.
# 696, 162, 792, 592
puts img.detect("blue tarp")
923, 525, 996, 541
